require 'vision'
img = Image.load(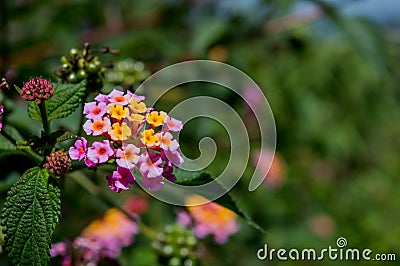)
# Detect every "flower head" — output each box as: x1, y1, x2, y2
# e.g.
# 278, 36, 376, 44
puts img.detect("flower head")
45, 151, 71, 176
21, 77, 54, 103
70, 89, 185, 193
87, 140, 114, 164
